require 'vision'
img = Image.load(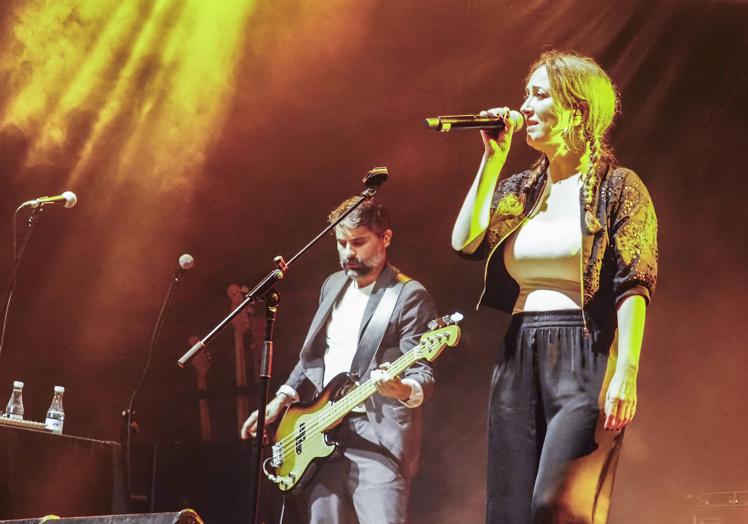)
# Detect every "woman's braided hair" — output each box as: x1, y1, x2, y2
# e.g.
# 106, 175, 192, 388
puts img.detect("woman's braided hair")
527, 50, 620, 233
